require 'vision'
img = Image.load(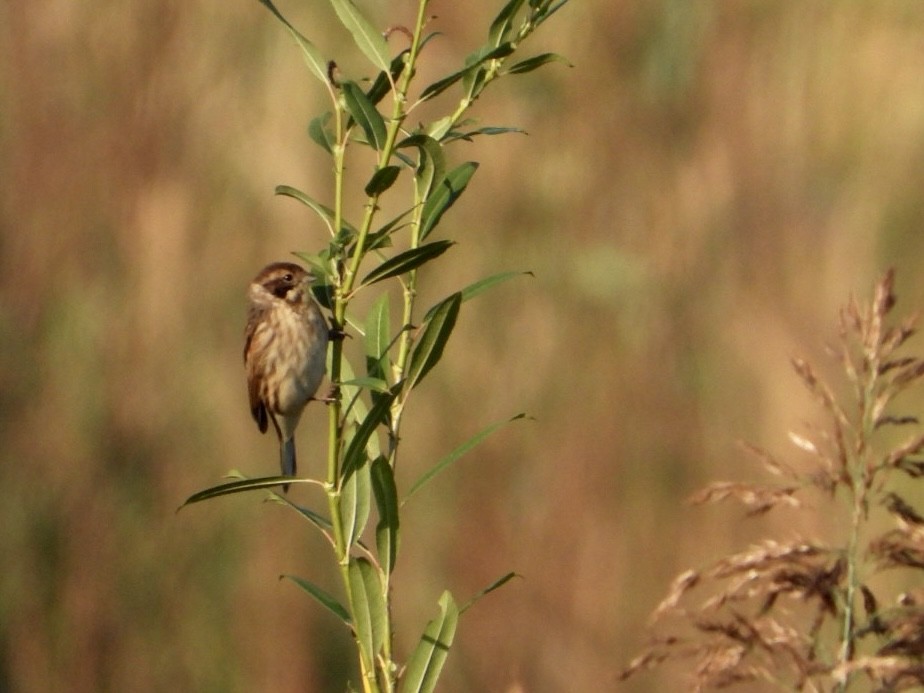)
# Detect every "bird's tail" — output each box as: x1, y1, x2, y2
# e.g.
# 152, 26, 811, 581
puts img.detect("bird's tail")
280, 437, 297, 493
